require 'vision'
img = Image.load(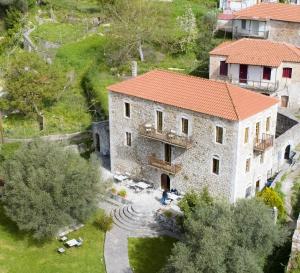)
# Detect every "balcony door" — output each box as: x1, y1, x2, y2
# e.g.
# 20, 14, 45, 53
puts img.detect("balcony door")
252, 21, 259, 36
239, 65, 248, 83
161, 174, 170, 191
164, 144, 171, 164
